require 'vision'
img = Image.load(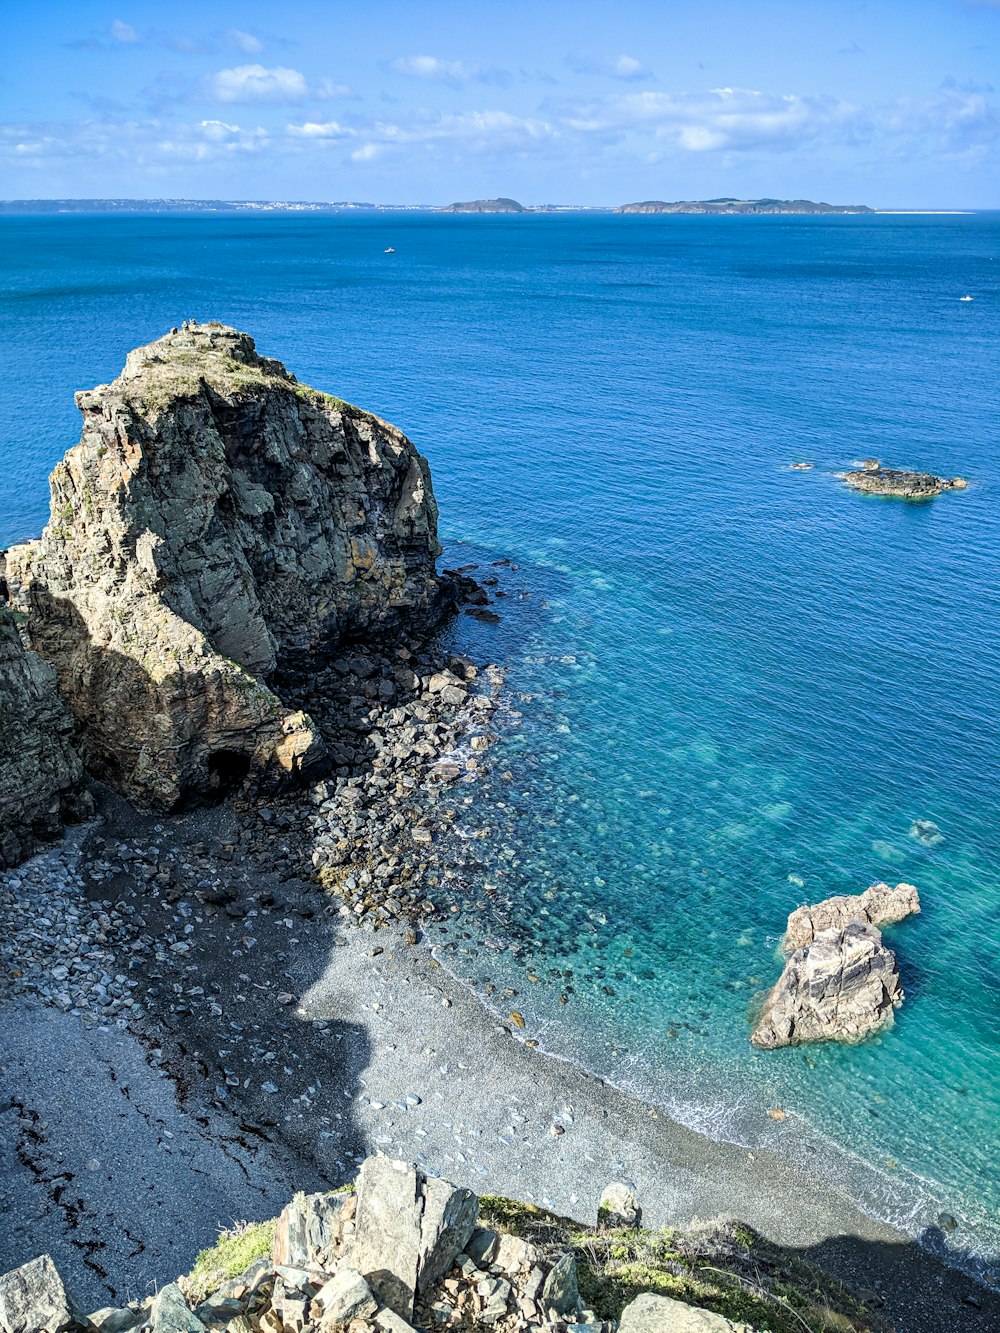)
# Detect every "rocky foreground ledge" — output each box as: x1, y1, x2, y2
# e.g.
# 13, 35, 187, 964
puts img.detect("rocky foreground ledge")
0, 1154, 882, 1333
